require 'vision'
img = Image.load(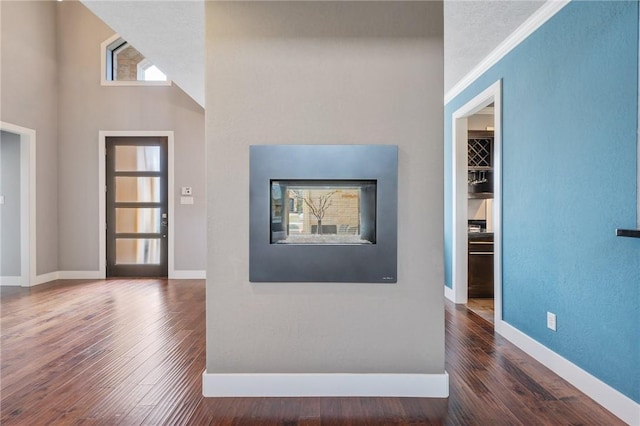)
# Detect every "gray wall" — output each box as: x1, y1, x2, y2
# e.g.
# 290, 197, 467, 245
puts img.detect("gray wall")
0, 1, 206, 276
0, 1, 59, 276
0, 131, 21, 276
206, 2, 444, 374
56, 1, 206, 271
